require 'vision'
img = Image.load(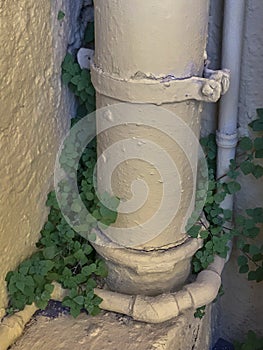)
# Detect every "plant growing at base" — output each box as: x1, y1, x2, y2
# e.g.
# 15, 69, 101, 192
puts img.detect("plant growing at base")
190, 109, 263, 317
5, 21, 120, 319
